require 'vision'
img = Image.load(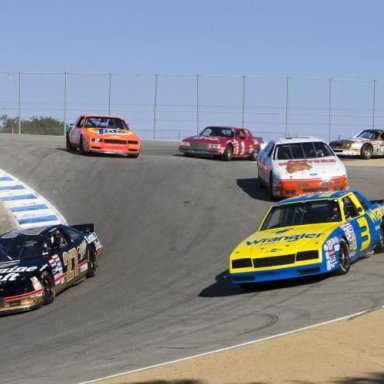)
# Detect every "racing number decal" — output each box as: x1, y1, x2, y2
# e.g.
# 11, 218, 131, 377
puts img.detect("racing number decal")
357, 216, 371, 251
63, 247, 79, 283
